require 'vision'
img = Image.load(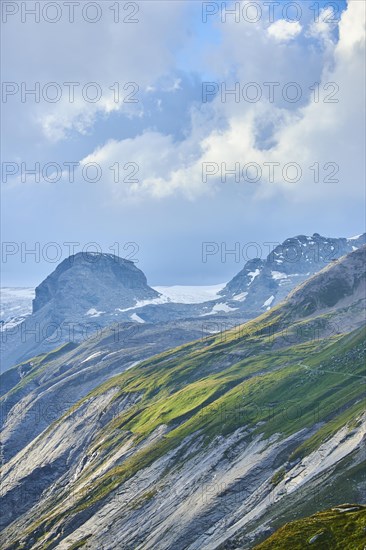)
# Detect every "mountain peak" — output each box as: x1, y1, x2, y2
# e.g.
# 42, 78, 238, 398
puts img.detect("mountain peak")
220, 232, 366, 312
32, 252, 159, 314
